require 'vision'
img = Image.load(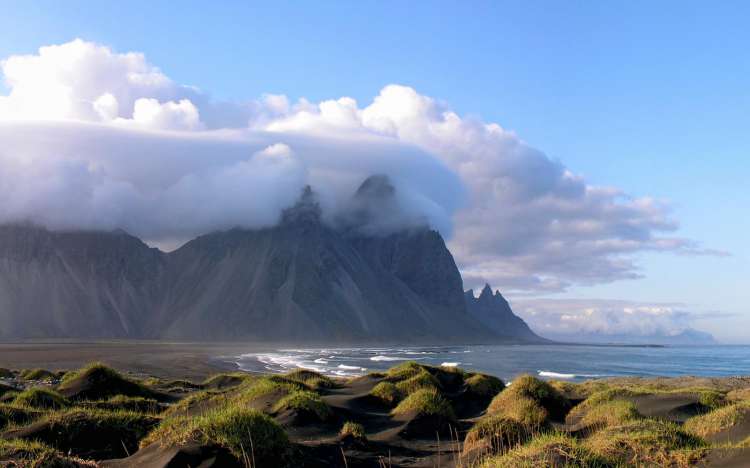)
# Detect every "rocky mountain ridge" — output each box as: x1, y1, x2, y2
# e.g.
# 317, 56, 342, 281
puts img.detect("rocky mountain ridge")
0, 177, 545, 344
